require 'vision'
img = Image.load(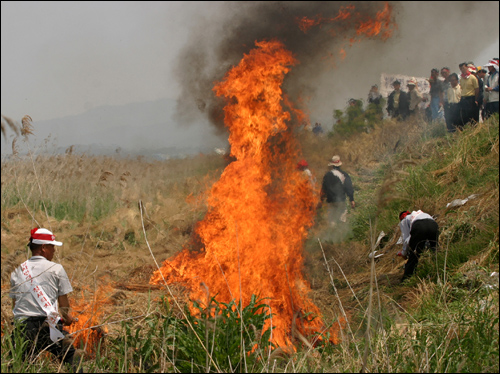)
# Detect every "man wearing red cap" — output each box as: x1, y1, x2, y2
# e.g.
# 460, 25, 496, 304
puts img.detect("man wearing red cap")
398, 210, 439, 282
10, 228, 82, 370
296, 159, 314, 185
